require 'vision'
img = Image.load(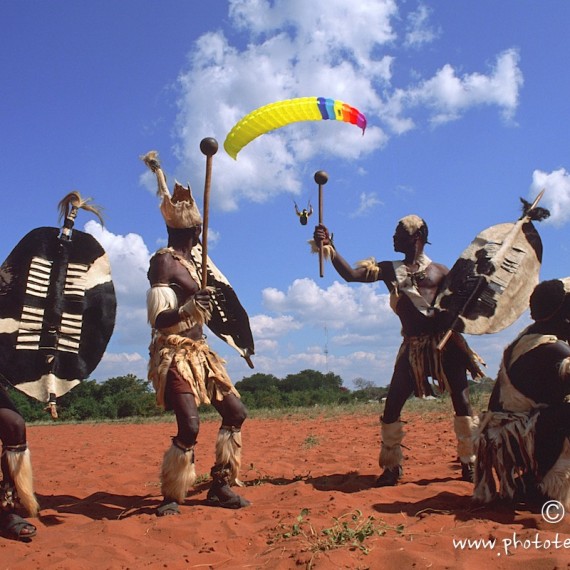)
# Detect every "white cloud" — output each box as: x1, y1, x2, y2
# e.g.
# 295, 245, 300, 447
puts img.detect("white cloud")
83, 221, 151, 352
84, 221, 150, 297
404, 3, 440, 48
172, 4, 523, 213
530, 168, 570, 227
250, 314, 302, 339
350, 191, 384, 218
261, 278, 395, 332
384, 49, 523, 131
